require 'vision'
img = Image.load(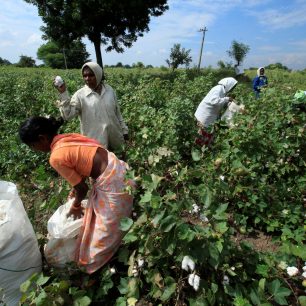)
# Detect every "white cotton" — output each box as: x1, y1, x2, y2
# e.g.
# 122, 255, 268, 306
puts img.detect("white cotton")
137, 258, 144, 268
286, 266, 299, 277
110, 267, 116, 274
132, 268, 138, 277
182, 256, 195, 272
188, 273, 195, 287
303, 266, 306, 272
302, 272, 306, 278
193, 274, 200, 291
192, 204, 200, 214
222, 275, 229, 285
200, 214, 208, 222
219, 175, 225, 181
